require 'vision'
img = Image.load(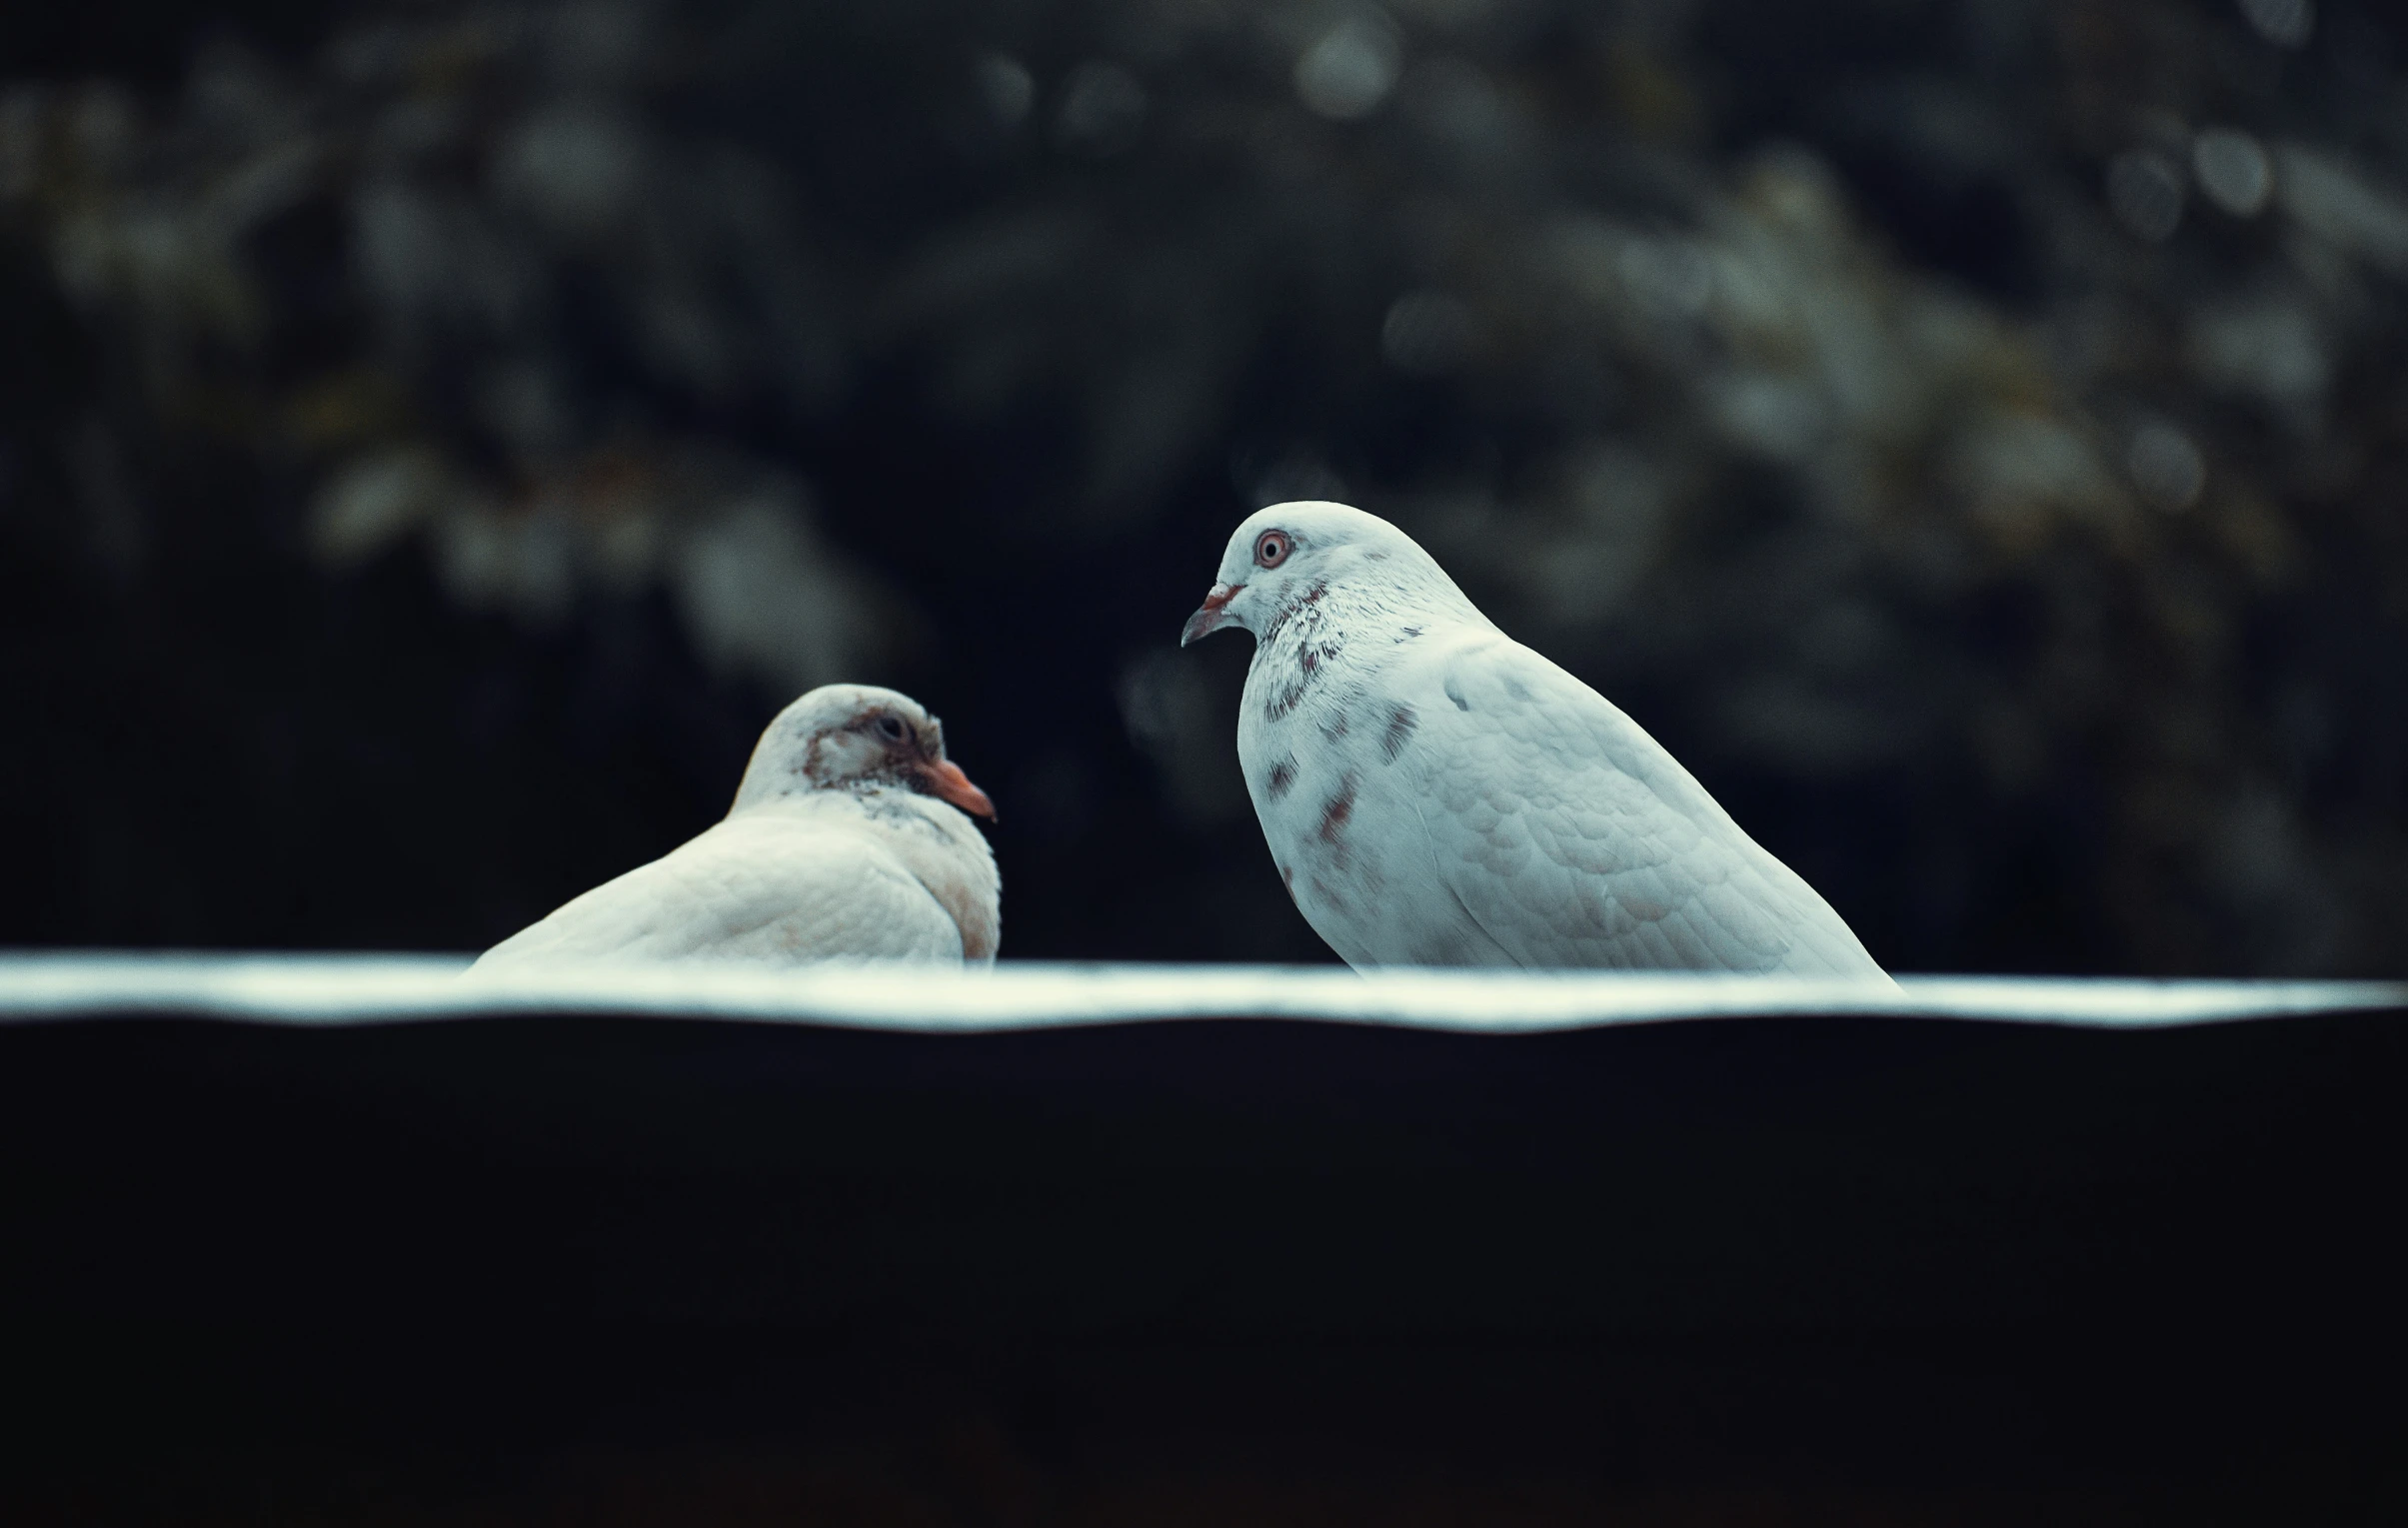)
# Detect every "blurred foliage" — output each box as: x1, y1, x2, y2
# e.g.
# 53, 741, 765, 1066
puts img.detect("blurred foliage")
3, 0, 2406, 971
